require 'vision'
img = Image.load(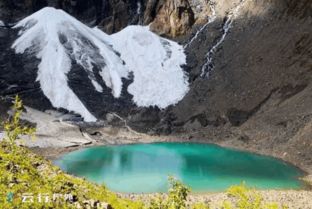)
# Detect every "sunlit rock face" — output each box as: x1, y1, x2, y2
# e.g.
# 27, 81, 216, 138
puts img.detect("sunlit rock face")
188, 0, 214, 24
149, 0, 195, 37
